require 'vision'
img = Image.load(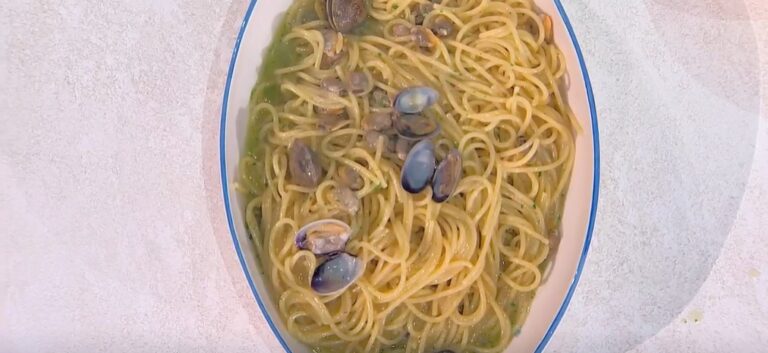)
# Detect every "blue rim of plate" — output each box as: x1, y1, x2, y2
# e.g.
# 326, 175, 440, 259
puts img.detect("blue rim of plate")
219, 0, 600, 352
